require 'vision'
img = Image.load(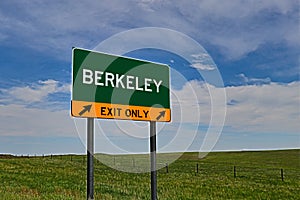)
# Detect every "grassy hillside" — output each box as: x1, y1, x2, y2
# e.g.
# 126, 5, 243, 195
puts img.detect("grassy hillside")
0, 149, 299, 199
